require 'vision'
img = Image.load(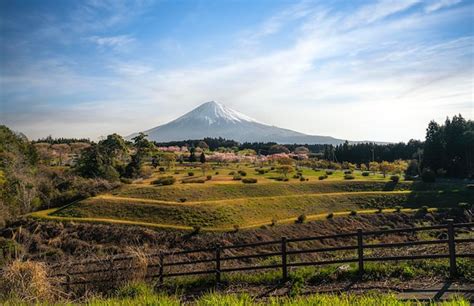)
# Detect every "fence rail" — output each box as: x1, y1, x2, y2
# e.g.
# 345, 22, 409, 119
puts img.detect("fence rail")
49, 220, 473, 287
